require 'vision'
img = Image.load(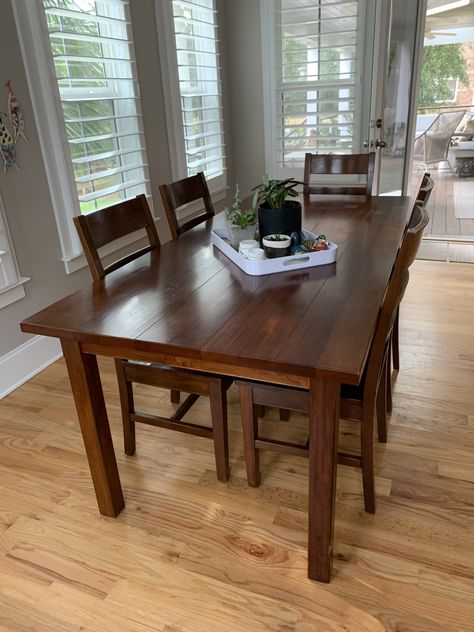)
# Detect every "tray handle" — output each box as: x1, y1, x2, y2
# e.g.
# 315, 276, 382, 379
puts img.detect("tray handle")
283, 256, 310, 266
